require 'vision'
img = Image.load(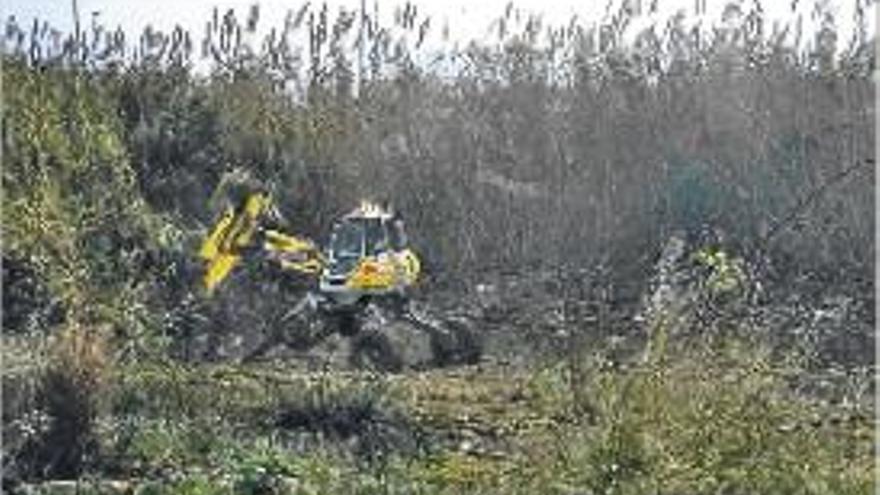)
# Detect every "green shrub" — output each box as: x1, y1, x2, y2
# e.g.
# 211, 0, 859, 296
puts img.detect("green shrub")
552, 338, 874, 495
